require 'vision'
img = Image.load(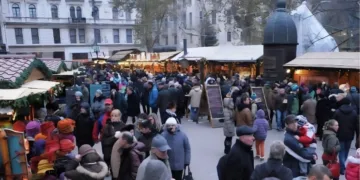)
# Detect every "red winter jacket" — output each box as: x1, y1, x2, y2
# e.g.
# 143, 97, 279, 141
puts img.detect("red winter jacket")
92, 111, 111, 142
345, 156, 360, 180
